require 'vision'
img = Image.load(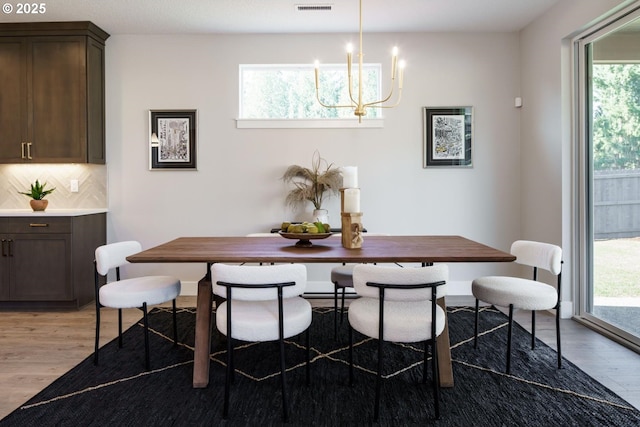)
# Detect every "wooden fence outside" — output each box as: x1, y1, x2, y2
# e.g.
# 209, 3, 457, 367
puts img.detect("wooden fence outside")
594, 170, 640, 239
